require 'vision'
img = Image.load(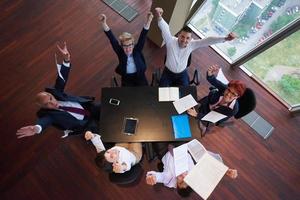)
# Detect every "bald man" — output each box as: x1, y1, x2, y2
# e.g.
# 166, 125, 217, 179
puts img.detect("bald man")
16, 42, 104, 152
